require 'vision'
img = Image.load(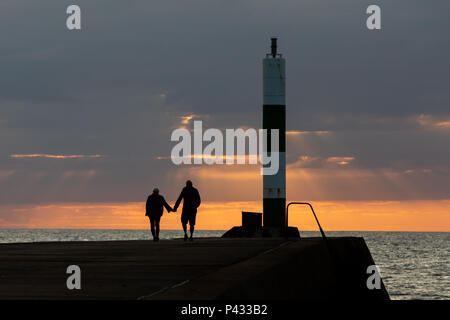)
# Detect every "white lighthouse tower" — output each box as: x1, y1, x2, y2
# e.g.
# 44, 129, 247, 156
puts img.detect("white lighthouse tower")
262, 38, 286, 228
